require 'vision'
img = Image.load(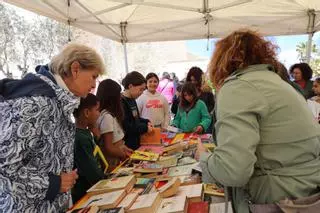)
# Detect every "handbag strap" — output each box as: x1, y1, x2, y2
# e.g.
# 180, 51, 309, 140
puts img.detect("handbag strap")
160, 80, 170, 94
